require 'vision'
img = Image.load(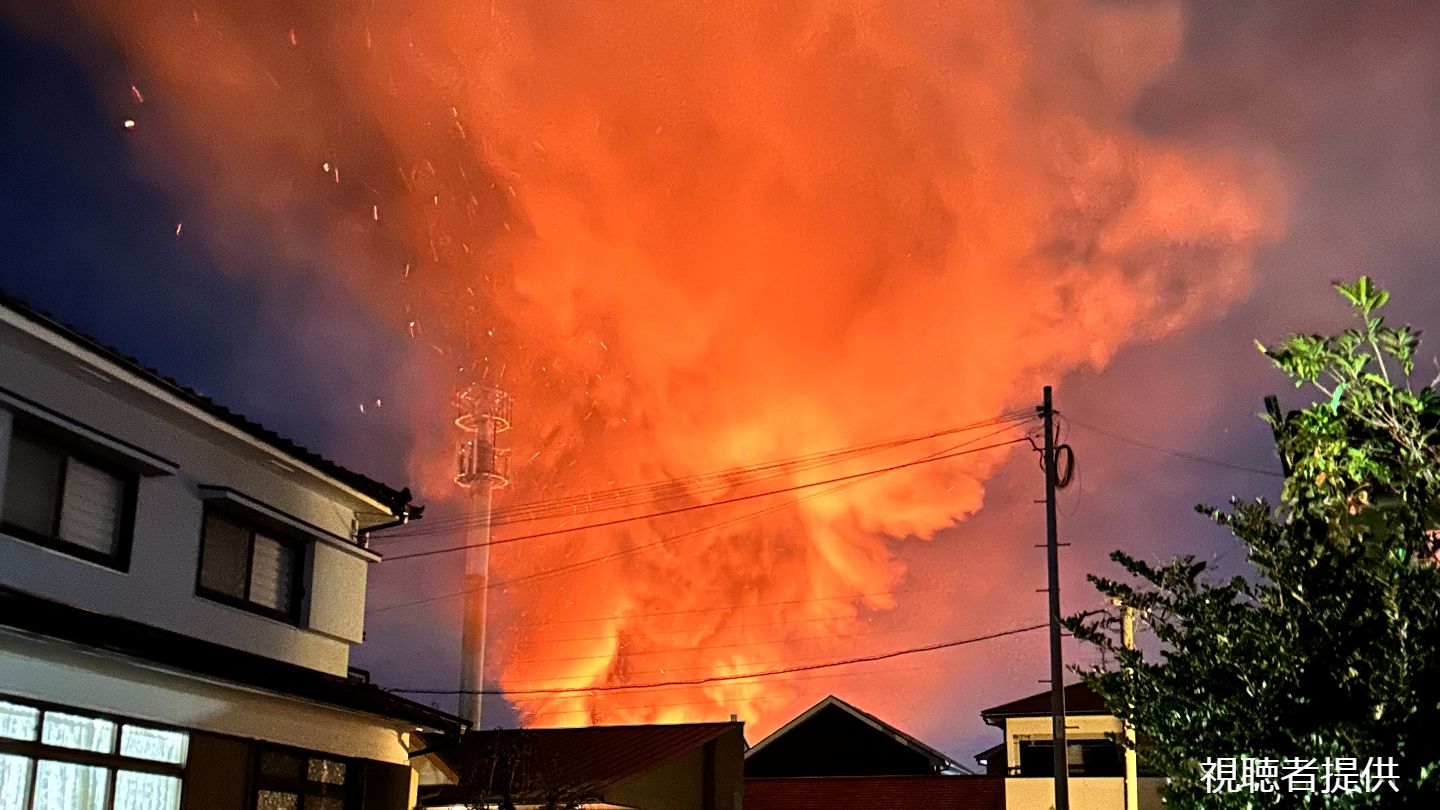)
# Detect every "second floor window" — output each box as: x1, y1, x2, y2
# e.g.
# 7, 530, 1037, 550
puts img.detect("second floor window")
197, 509, 304, 623
1, 425, 136, 569
1016, 738, 1124, 777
